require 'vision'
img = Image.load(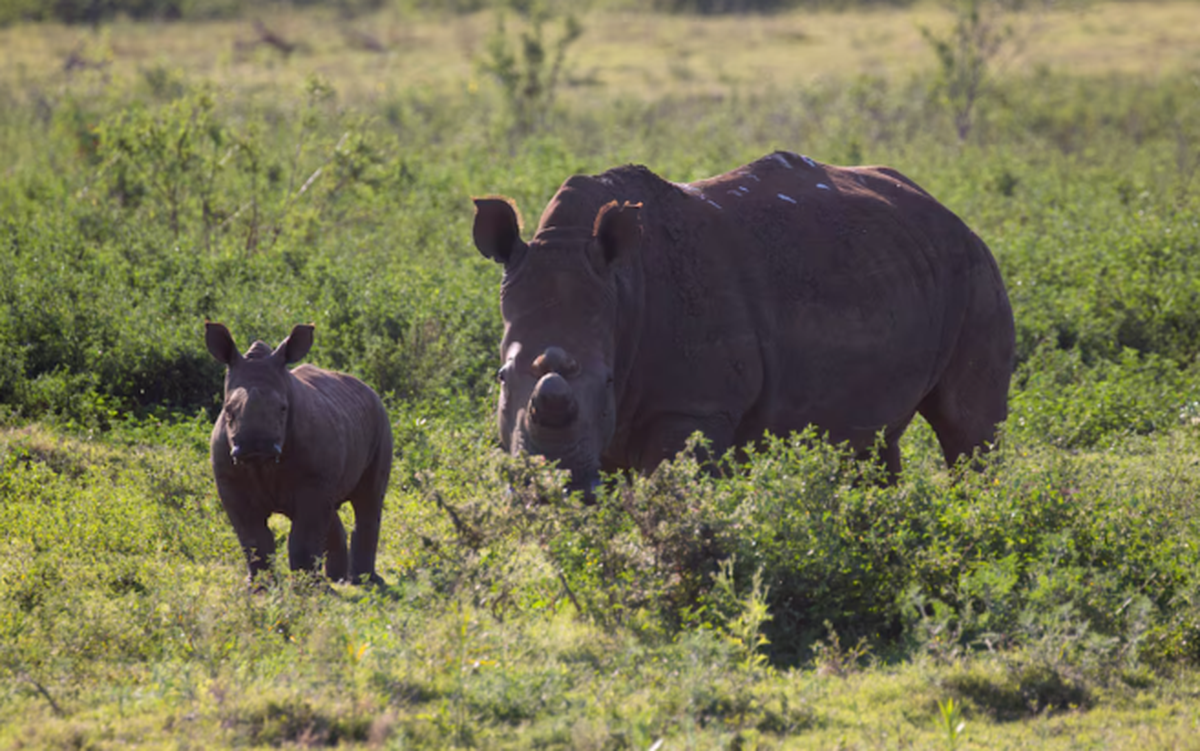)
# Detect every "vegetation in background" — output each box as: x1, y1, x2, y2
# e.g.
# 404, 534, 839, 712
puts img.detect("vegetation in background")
920, 0, 1039, 140
478, 1, 582, 138
0, 0, 393, 26
0, 0, 939, 27
1, 0, 1199, 747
